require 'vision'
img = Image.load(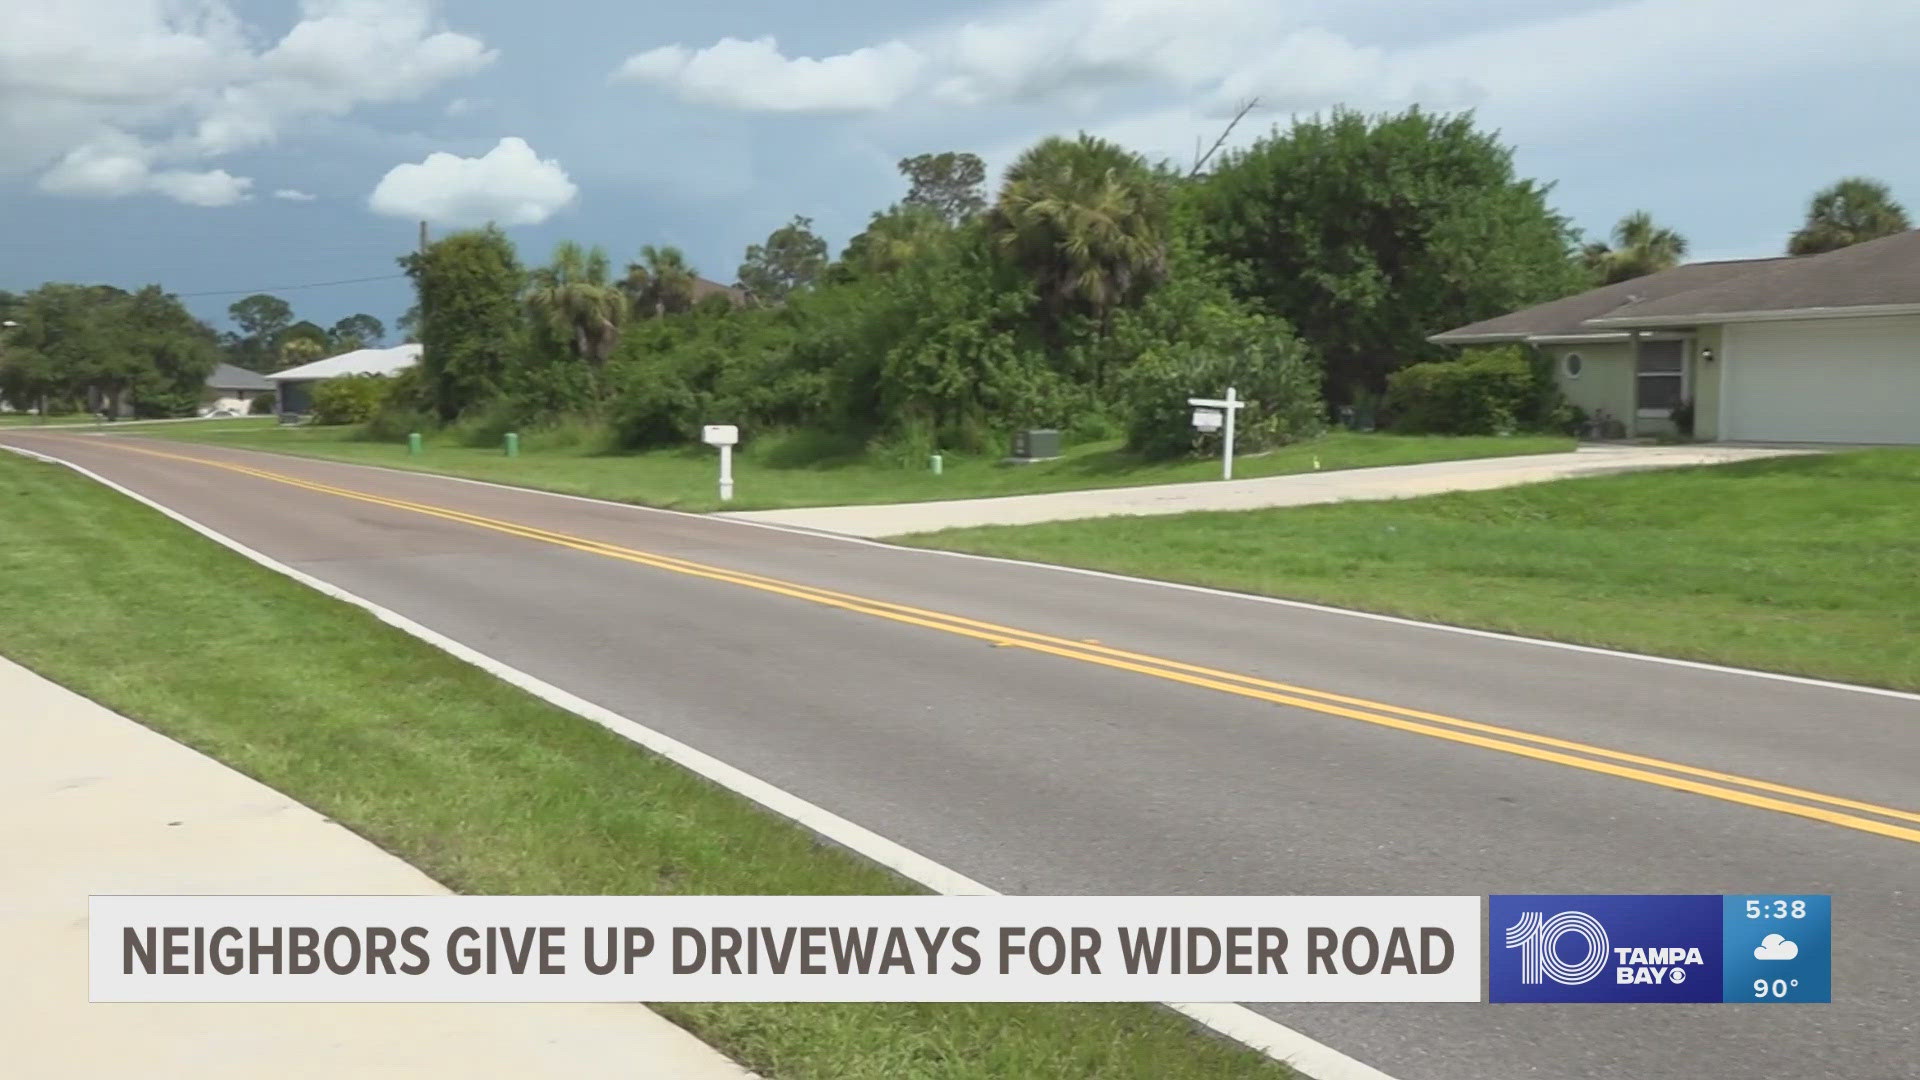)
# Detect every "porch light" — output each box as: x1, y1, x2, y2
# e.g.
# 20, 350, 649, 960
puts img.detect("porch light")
1701, 348, 1715, 363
